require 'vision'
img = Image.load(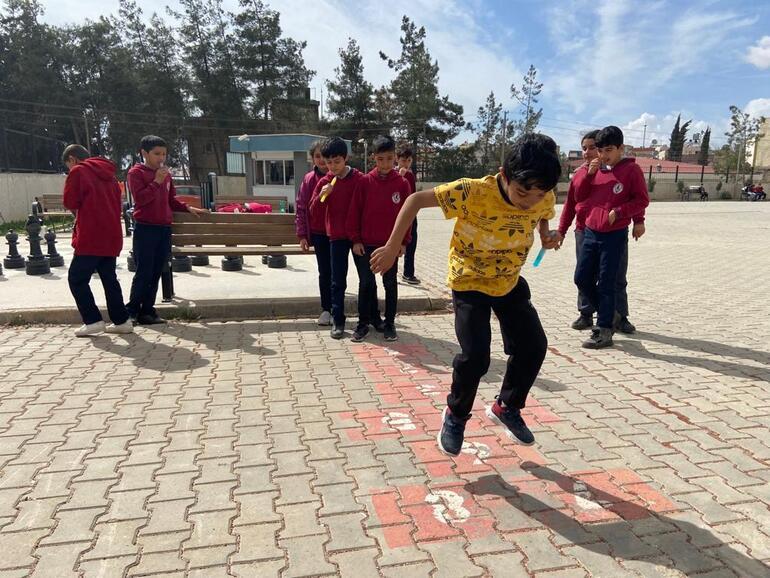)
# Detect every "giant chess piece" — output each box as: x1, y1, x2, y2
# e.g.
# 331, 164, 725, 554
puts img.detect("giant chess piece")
127, 250, 137, 272
4, 230, 25, 269
24, 215, 51, 275
44, 228, 65, 267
